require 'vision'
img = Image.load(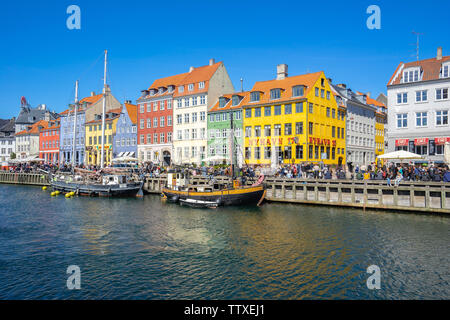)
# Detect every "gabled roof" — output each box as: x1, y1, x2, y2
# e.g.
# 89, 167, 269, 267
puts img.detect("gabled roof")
124, 103, 137, 124
80, 94, 103, 105
139, 61, 223, 100
209, 92, 250, 113
388, 55, 450, 86
0, 118, 15, 133
356, 91, 386, 108
15, 120, 48, 136
15, 106, 58, 124
242, 71, 322, 106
